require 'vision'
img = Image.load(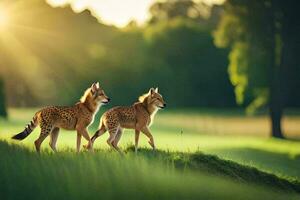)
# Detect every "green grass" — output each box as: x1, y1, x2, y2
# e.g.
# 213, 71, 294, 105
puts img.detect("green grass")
130, 147, 300, 193
1, 108, 300, 199
0, 141, 299, 200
